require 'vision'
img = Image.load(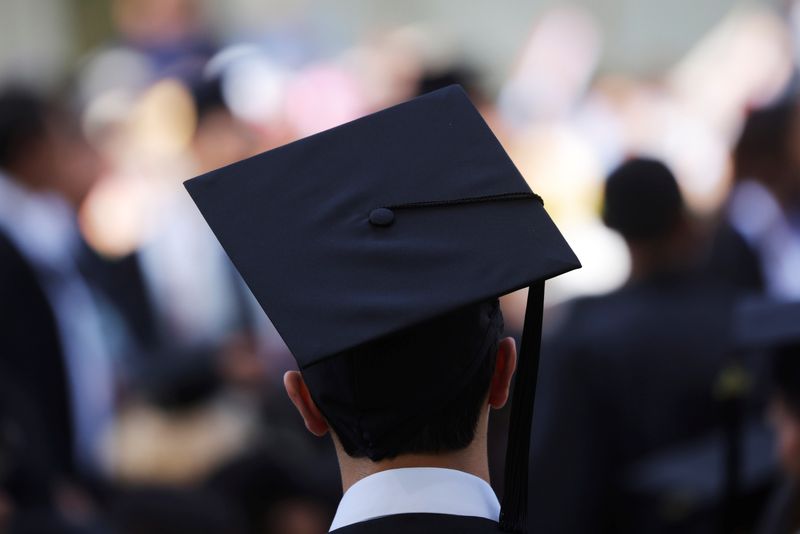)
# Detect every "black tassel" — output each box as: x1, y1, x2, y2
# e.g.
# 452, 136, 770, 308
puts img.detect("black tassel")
499, 282, 545, 533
